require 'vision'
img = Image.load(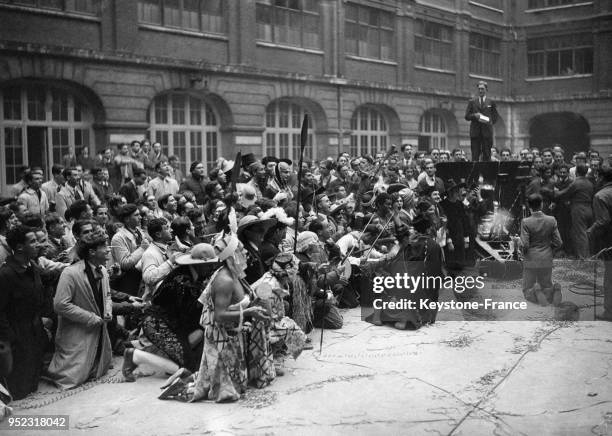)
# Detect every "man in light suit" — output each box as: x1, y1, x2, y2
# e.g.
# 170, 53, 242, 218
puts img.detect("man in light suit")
48, 228, 112, 389
141, 218, 178, 301
465, 81, 499, 162
520, 193, 563, 306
